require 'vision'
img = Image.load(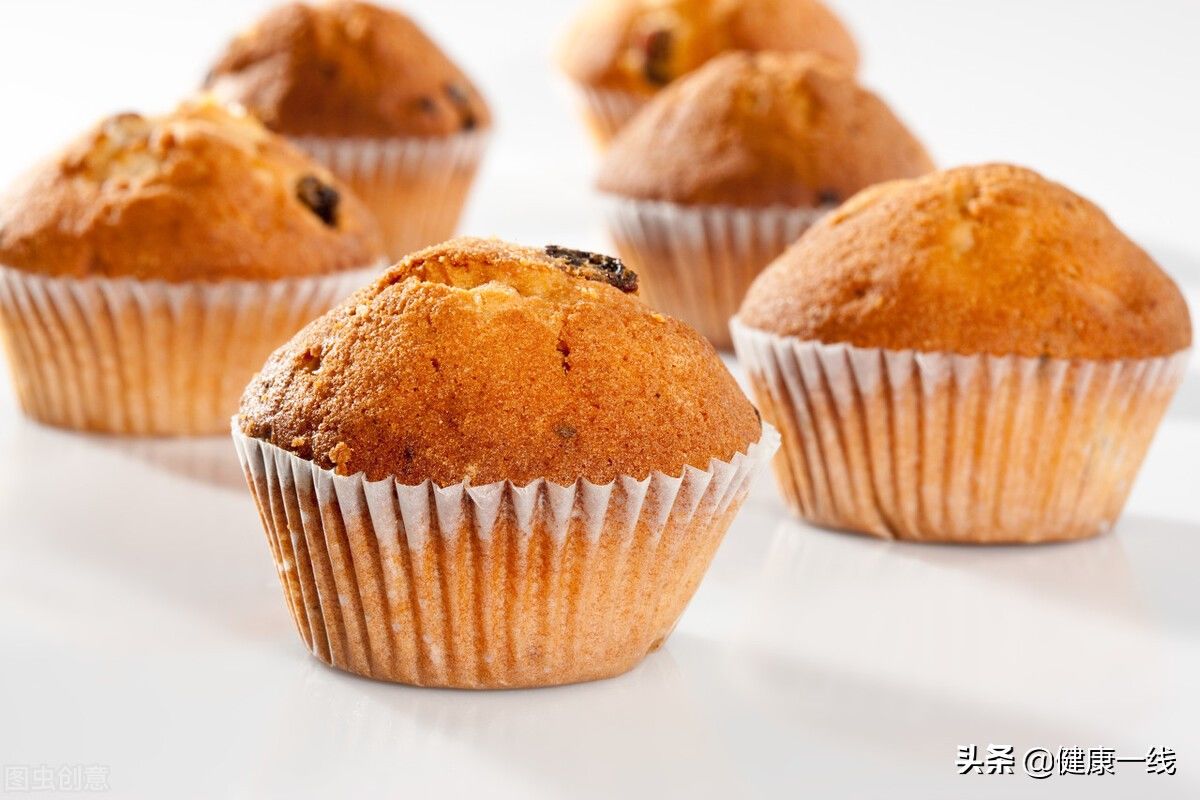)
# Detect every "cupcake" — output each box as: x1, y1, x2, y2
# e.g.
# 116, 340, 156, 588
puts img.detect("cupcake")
204, 0, 491, 261
732, 164, 1193, 544
233, 237, 777, 688
598, 52, 933, 350
0, 101, 383, 435
558, 0, 859, 145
